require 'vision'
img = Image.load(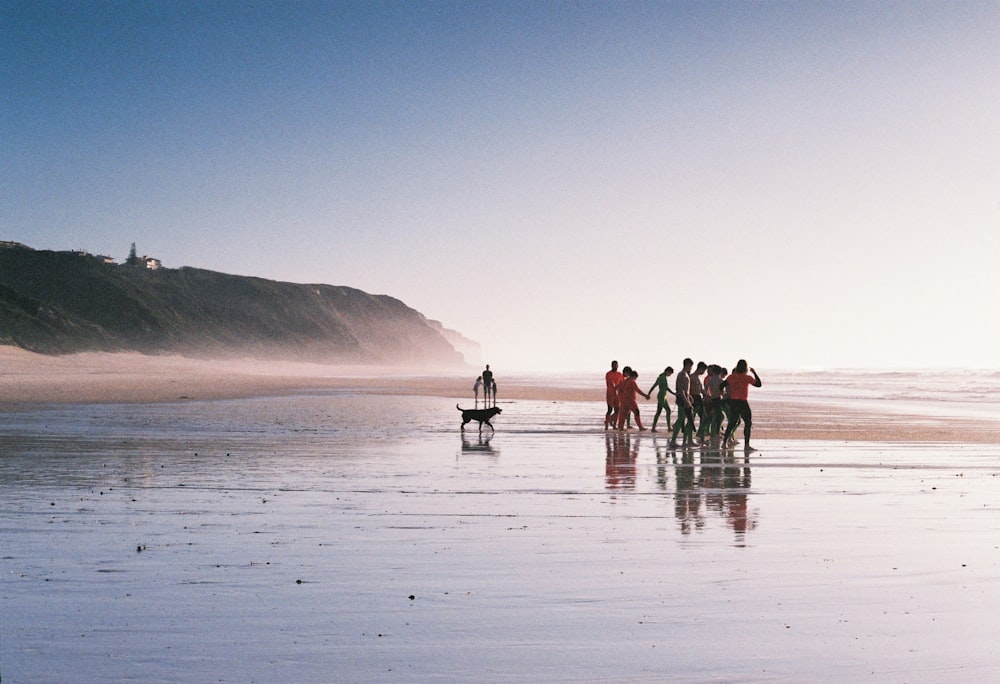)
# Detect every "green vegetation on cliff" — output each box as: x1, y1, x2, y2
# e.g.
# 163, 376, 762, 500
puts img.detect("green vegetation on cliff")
0, 244, 469, 367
